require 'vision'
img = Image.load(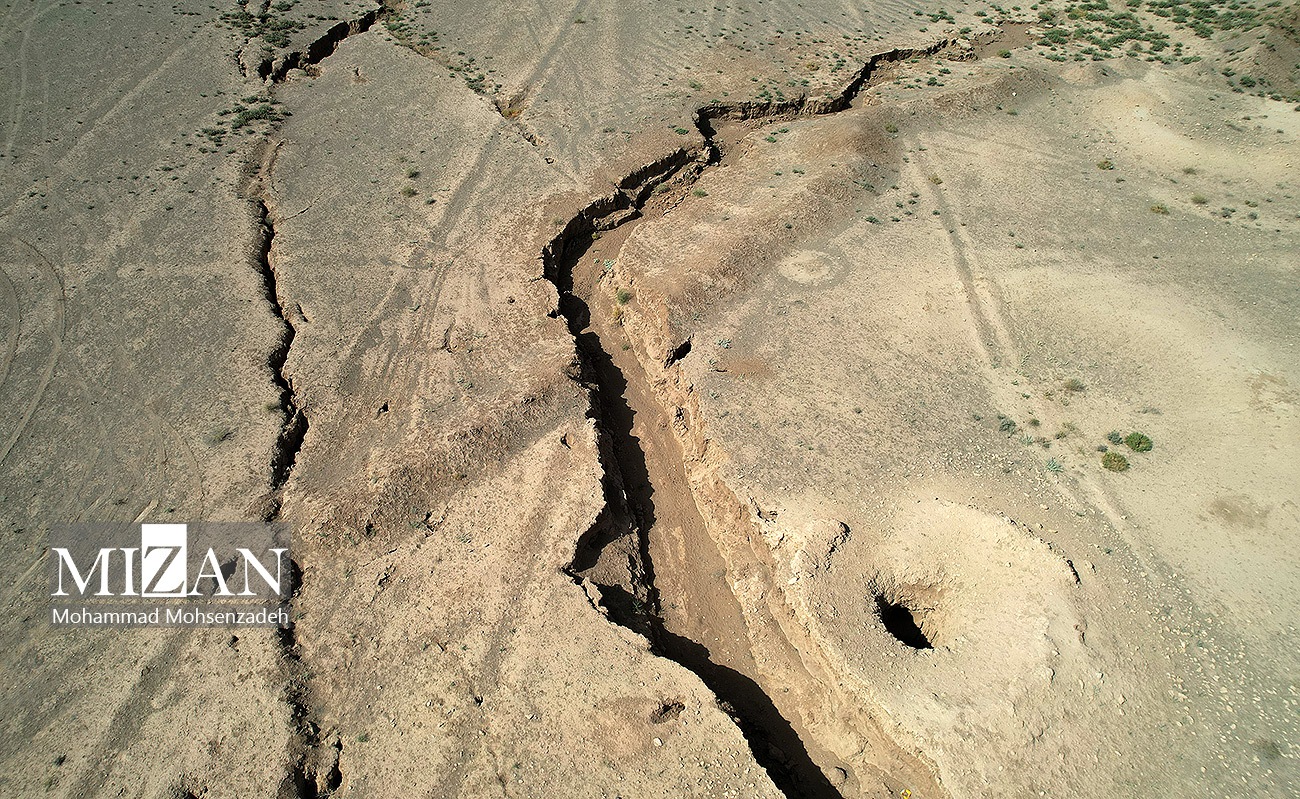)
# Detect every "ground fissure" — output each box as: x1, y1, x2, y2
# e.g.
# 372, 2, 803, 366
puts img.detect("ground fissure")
544, 38, 983, 798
